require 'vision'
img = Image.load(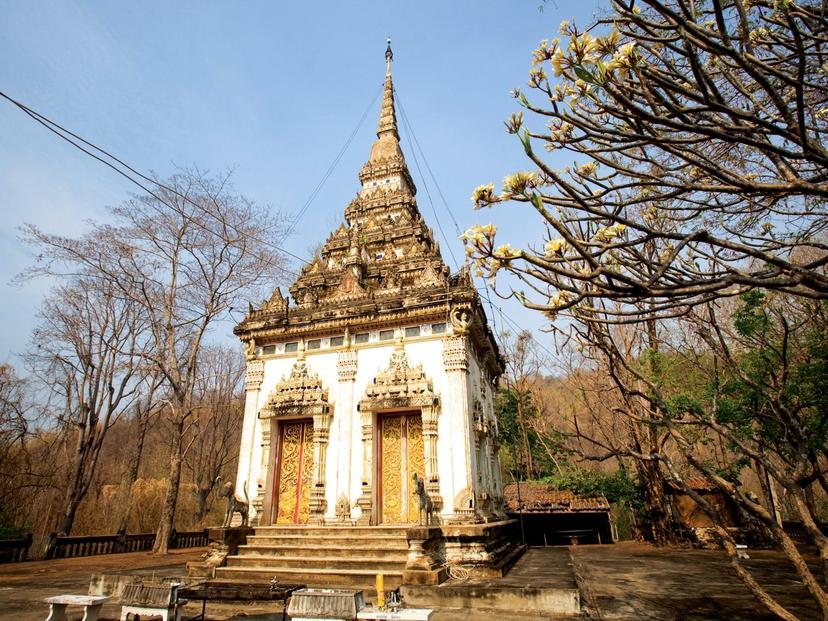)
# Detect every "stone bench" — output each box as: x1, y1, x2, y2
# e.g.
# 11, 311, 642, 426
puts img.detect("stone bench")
119, 582, 183, 621
178, 580, 304, 621
44, 595, 110, 621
